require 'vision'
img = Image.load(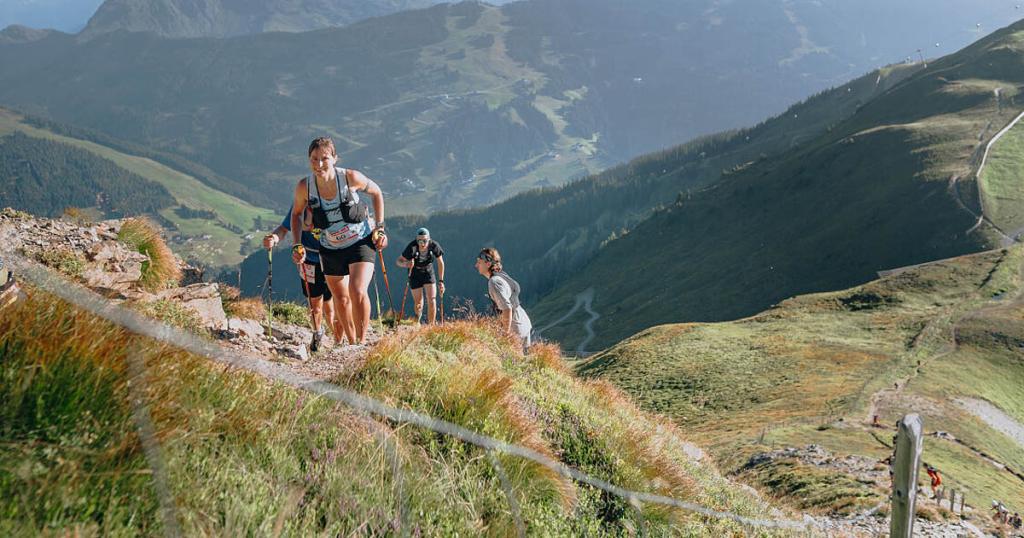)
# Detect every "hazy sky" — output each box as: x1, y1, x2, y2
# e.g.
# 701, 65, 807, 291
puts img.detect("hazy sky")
0, 0, 104, 32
